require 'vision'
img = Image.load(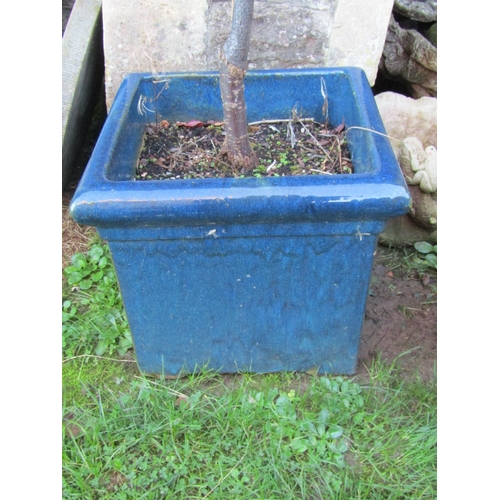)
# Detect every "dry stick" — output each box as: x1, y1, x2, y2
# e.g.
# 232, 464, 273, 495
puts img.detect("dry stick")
286, 120, 297, 148
310, 169, 333, 175
133, 375, 188, 399
215, 157, 236, 170
202, 453, 248, 499
327, 134, 342, 173
297, 118, 335, 165
248, 118, 315, 126
249, 117, 338, 172
345, 126, 402, 143
320, 76, 328, 127
297, 143, 319, 154
63, 355, 136, 364
67, 227, 92, 240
